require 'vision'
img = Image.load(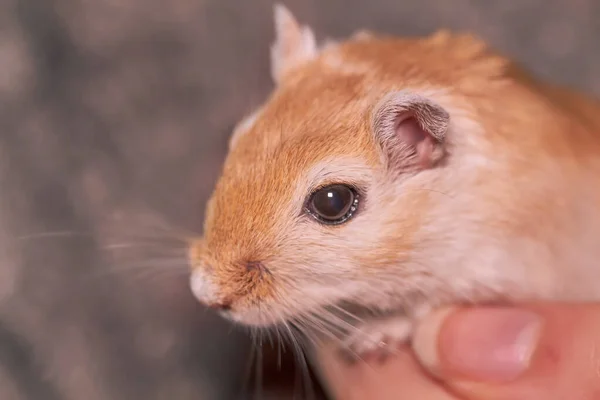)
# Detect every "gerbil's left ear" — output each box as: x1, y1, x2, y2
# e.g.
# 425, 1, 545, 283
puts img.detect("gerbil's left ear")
270, 4, 317, 84
372, 90, 450, 172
